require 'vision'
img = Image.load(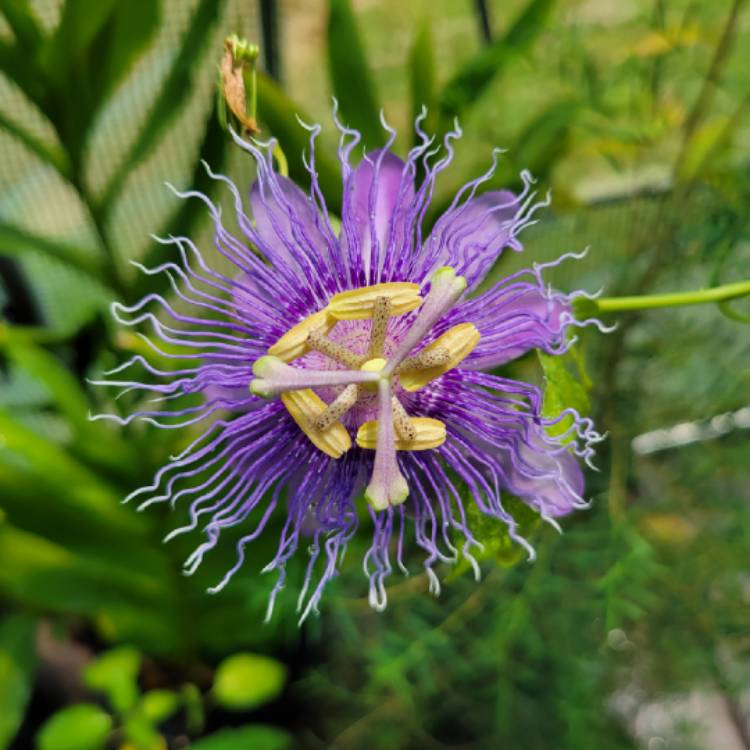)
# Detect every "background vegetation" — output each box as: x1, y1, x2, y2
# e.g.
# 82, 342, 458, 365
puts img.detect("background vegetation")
0, 0, 748, 747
